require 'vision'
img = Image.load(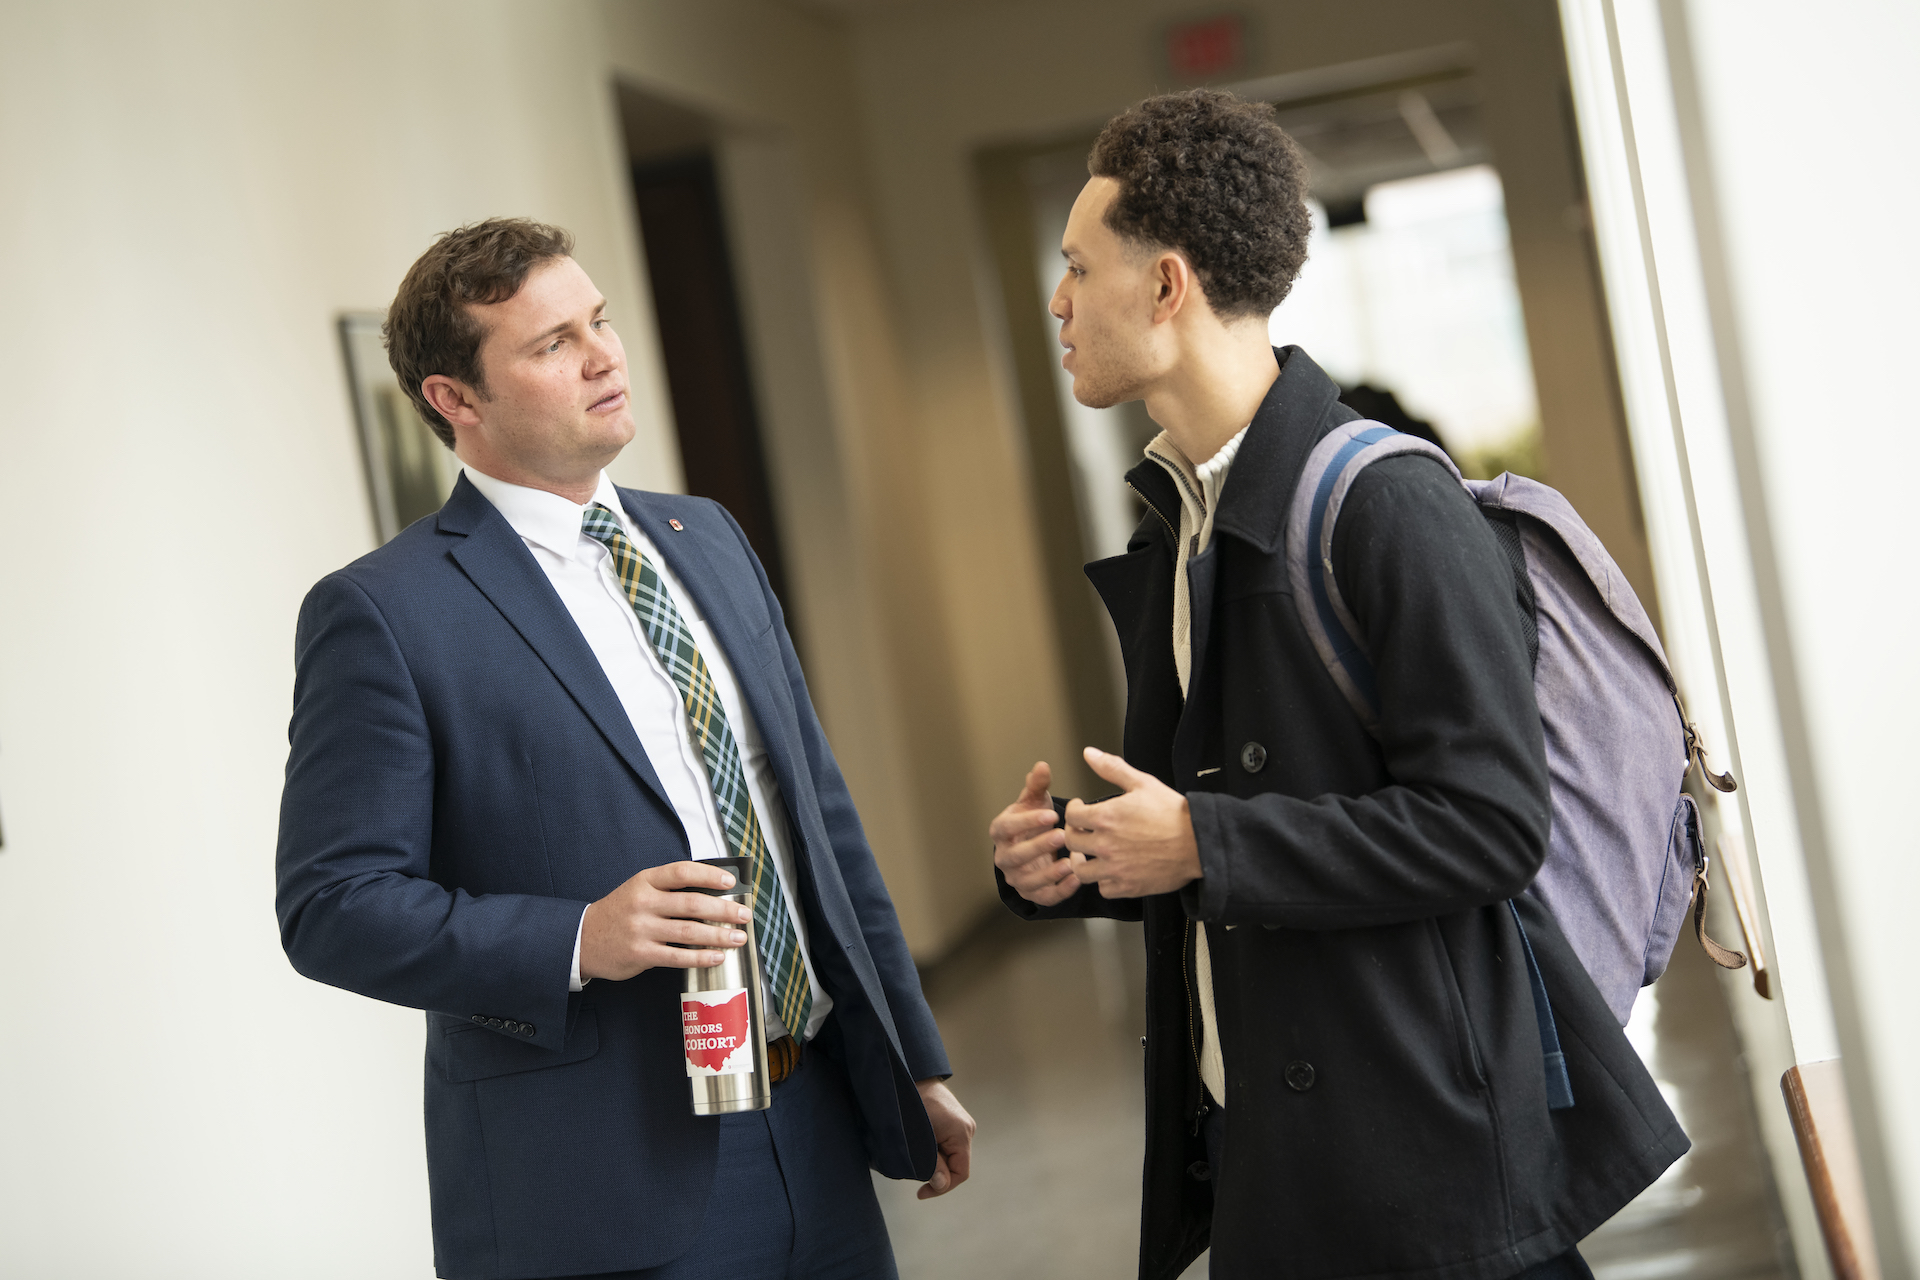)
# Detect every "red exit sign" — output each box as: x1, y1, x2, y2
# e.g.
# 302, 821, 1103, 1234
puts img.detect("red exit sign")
1166, 14, 1245, 80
